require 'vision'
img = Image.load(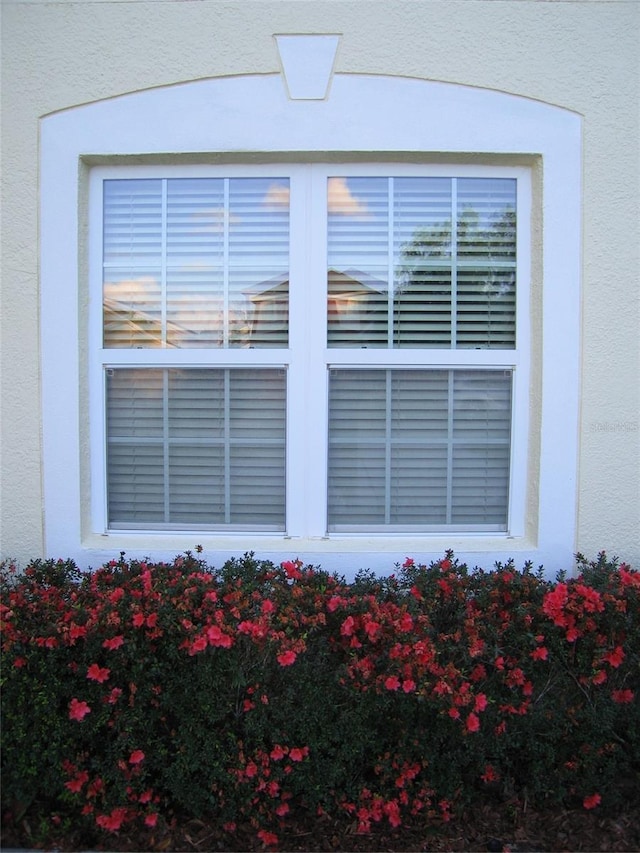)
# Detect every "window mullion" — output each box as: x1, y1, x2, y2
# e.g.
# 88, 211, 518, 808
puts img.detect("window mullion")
451, 179, 458, 349
224, 369, 231, 524
446, 368, 454, 525
163, 369, 170, 523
